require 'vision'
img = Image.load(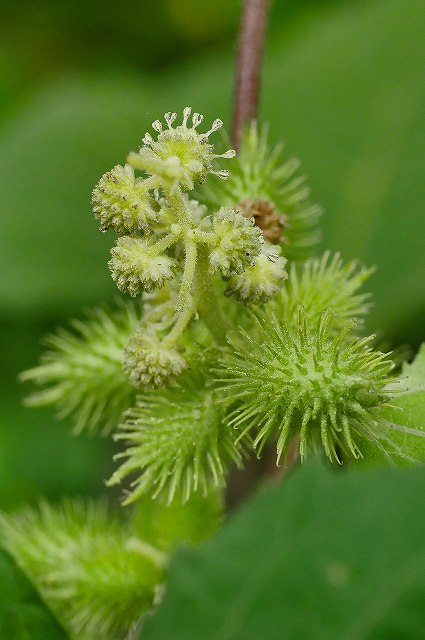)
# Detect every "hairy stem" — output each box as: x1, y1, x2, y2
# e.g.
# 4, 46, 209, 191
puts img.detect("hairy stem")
232, 0, 270, 150
152, 232, 178, 254
167, 187, 190, 226
177, 238, 197, 314
162, 305, 194, 349
193, 249, 231, 344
